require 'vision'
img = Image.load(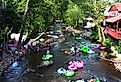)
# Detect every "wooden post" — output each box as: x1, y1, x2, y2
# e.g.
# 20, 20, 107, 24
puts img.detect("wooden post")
116, 21, 119, 31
